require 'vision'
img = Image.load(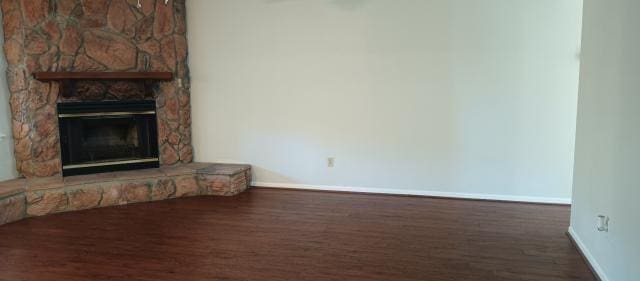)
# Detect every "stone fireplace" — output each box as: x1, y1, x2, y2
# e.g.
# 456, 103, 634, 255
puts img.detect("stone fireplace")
0, 1, 253, 226
2, 0, 192, 178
